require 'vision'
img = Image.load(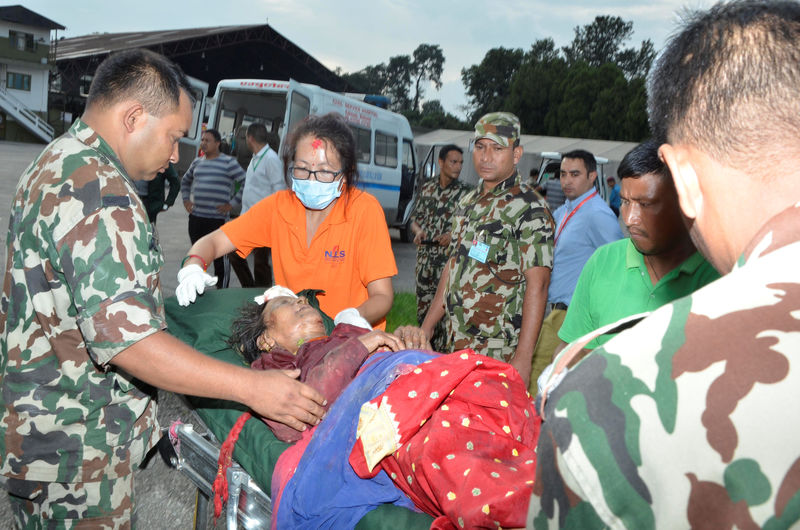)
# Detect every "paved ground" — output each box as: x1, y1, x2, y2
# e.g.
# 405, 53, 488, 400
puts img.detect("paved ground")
0, 140, 417, 528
